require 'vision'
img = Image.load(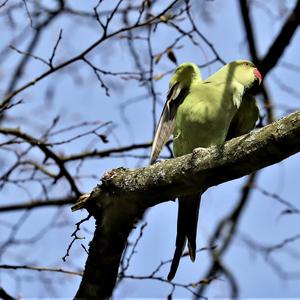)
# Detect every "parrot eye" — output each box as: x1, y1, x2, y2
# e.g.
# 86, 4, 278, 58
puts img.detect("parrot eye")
243, 62, 250, 67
